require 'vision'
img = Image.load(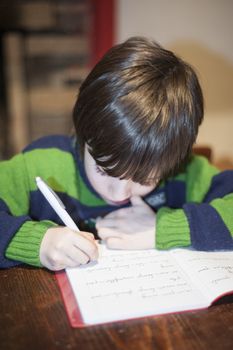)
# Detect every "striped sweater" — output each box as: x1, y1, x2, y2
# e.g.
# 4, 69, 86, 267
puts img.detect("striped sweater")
0, 135, 233, 268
